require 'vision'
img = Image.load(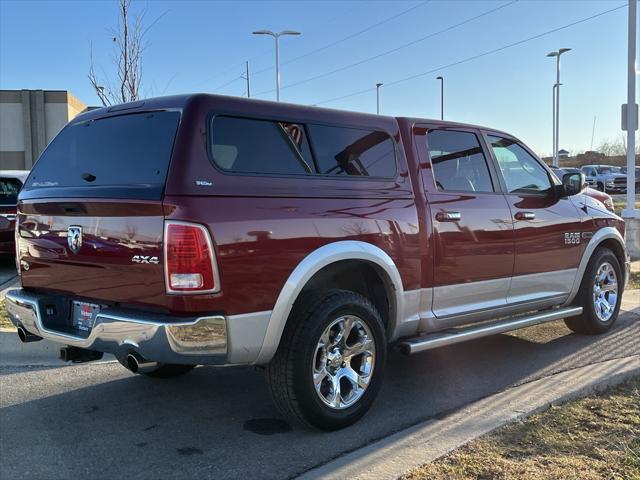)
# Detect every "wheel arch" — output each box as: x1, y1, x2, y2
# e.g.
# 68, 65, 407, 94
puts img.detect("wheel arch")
254, 241, 405, 365
563, 226, 627, 306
